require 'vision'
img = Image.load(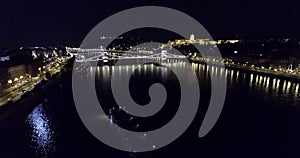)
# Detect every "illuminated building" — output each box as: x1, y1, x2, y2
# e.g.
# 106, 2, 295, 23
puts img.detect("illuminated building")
190, 34, 195, 41
168, 34, 240, 46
